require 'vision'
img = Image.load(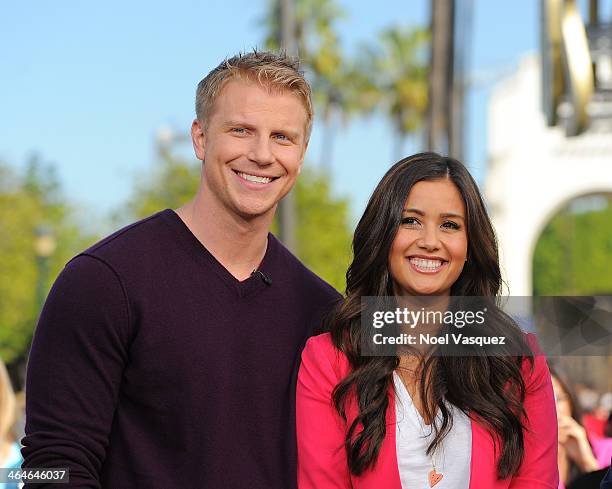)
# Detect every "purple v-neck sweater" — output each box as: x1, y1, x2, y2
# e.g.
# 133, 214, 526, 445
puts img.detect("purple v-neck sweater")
22, 209, 341, 488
